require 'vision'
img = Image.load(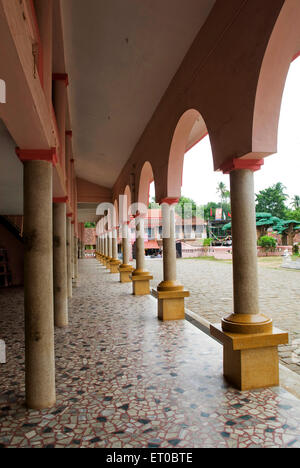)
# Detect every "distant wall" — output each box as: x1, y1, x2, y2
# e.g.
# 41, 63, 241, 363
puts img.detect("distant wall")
0, 224, 24, 286
181, 244, 293, 260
